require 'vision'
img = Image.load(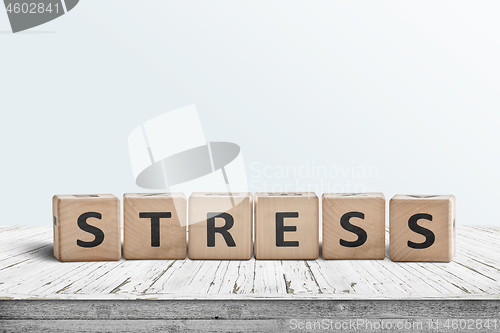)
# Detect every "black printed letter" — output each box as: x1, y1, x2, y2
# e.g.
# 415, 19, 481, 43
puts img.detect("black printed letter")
77, 212, 104, 248
207, 212, 236, 247
139, 212, 172, 247
276, 212, 299, 247
339, 211, 367, 248
408, 213, 435, 249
